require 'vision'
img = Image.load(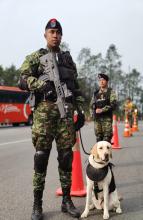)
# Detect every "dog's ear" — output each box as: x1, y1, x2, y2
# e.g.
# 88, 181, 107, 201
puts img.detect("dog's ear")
90, 144, 99, 159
